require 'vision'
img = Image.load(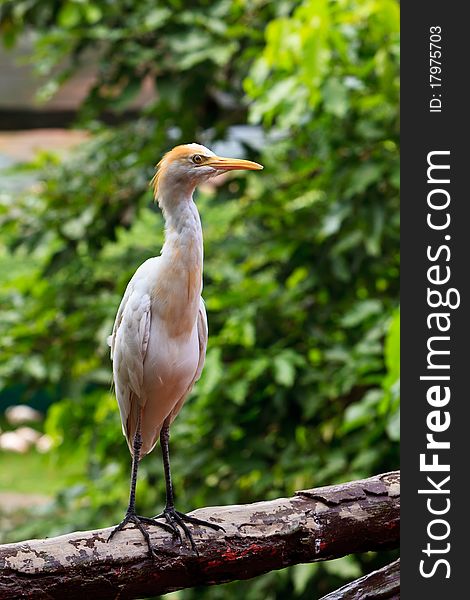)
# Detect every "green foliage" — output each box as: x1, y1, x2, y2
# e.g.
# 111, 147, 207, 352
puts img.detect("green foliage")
0, 0, 399, 597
